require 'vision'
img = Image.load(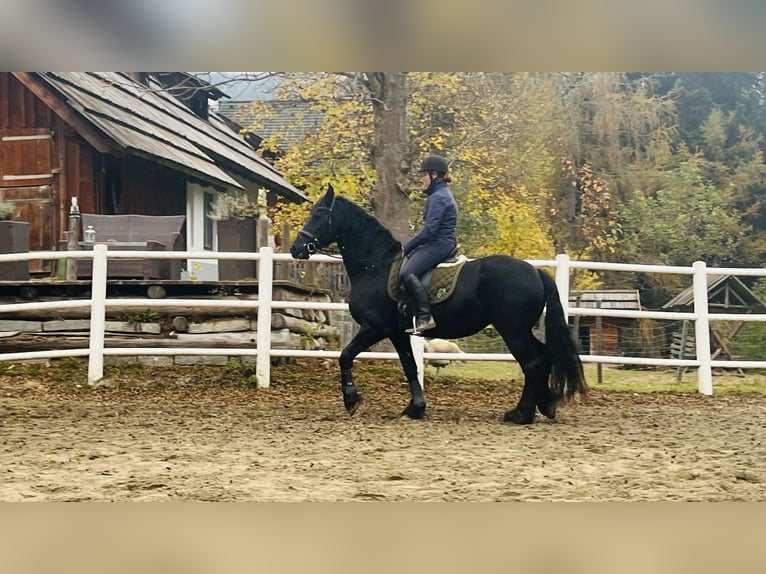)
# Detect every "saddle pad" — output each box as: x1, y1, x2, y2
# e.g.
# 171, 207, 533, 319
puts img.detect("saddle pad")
388, 255, 468, 304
